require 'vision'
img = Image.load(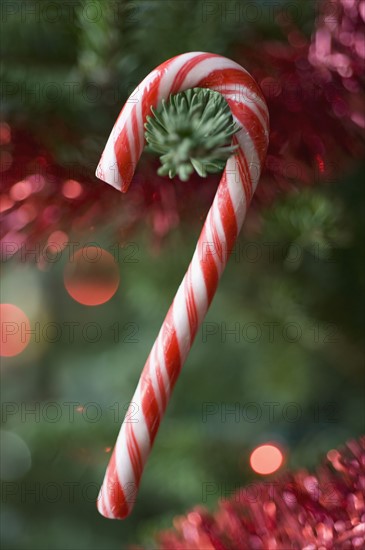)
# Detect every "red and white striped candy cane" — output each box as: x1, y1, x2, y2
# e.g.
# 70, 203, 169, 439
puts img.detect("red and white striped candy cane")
96, 52, 269, 519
